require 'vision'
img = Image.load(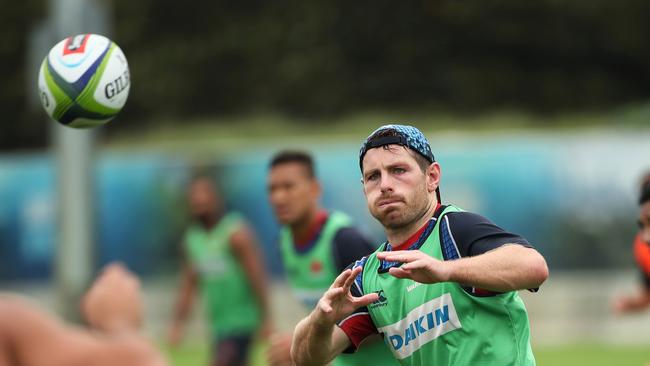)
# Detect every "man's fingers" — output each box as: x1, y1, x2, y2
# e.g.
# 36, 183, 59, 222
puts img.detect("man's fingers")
377, 250, 422, 263
322, 287, 345, 305
325, 287, 345, 297
352, 293, 379, 307
331, 269, 352, 288
402, 258, 428, 271
342, 266, 361, 292
388, 267, 412, 279
318, 287, 342, 313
